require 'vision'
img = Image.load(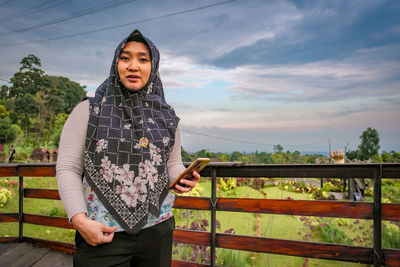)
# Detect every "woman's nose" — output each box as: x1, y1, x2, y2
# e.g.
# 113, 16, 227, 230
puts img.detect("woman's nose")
127, 60, 139, 70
